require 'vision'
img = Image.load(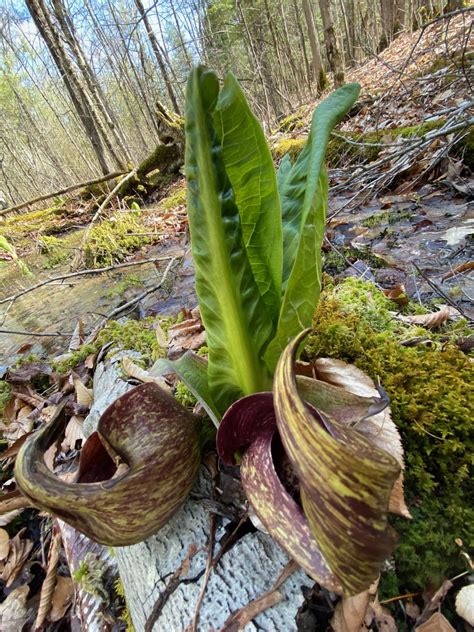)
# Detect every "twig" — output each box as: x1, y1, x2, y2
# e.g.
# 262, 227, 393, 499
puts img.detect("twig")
0, 171, 126, 217
191, 514, 216, 632
0, 256, 171, 306
413, 264, 471, 321
0, 329, 73, 337
84, 256, 179, 344
73, 167, 139, 269
144, 544, 200, 632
